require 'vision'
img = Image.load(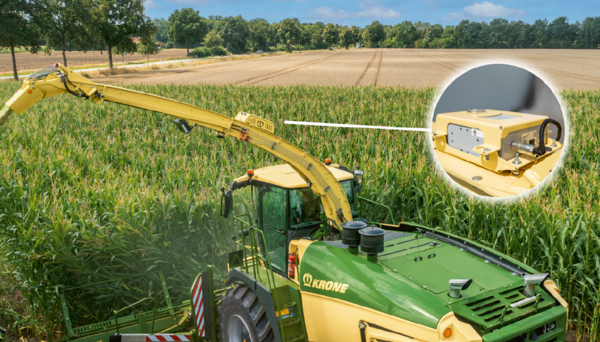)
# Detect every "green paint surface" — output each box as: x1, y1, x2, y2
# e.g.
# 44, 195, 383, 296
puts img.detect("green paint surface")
299, 240, 450, 329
